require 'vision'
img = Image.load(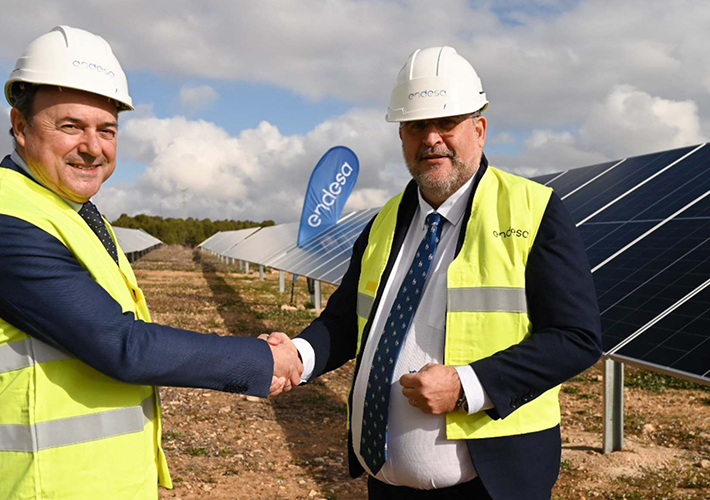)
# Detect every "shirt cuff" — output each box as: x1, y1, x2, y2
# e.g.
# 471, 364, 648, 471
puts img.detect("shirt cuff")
292, 338, 315, 384
454, 365, 493, 414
